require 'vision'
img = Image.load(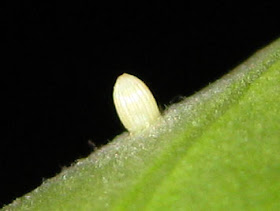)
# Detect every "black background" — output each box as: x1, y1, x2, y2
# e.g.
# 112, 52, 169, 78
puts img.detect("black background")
1, 1, 279, 207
